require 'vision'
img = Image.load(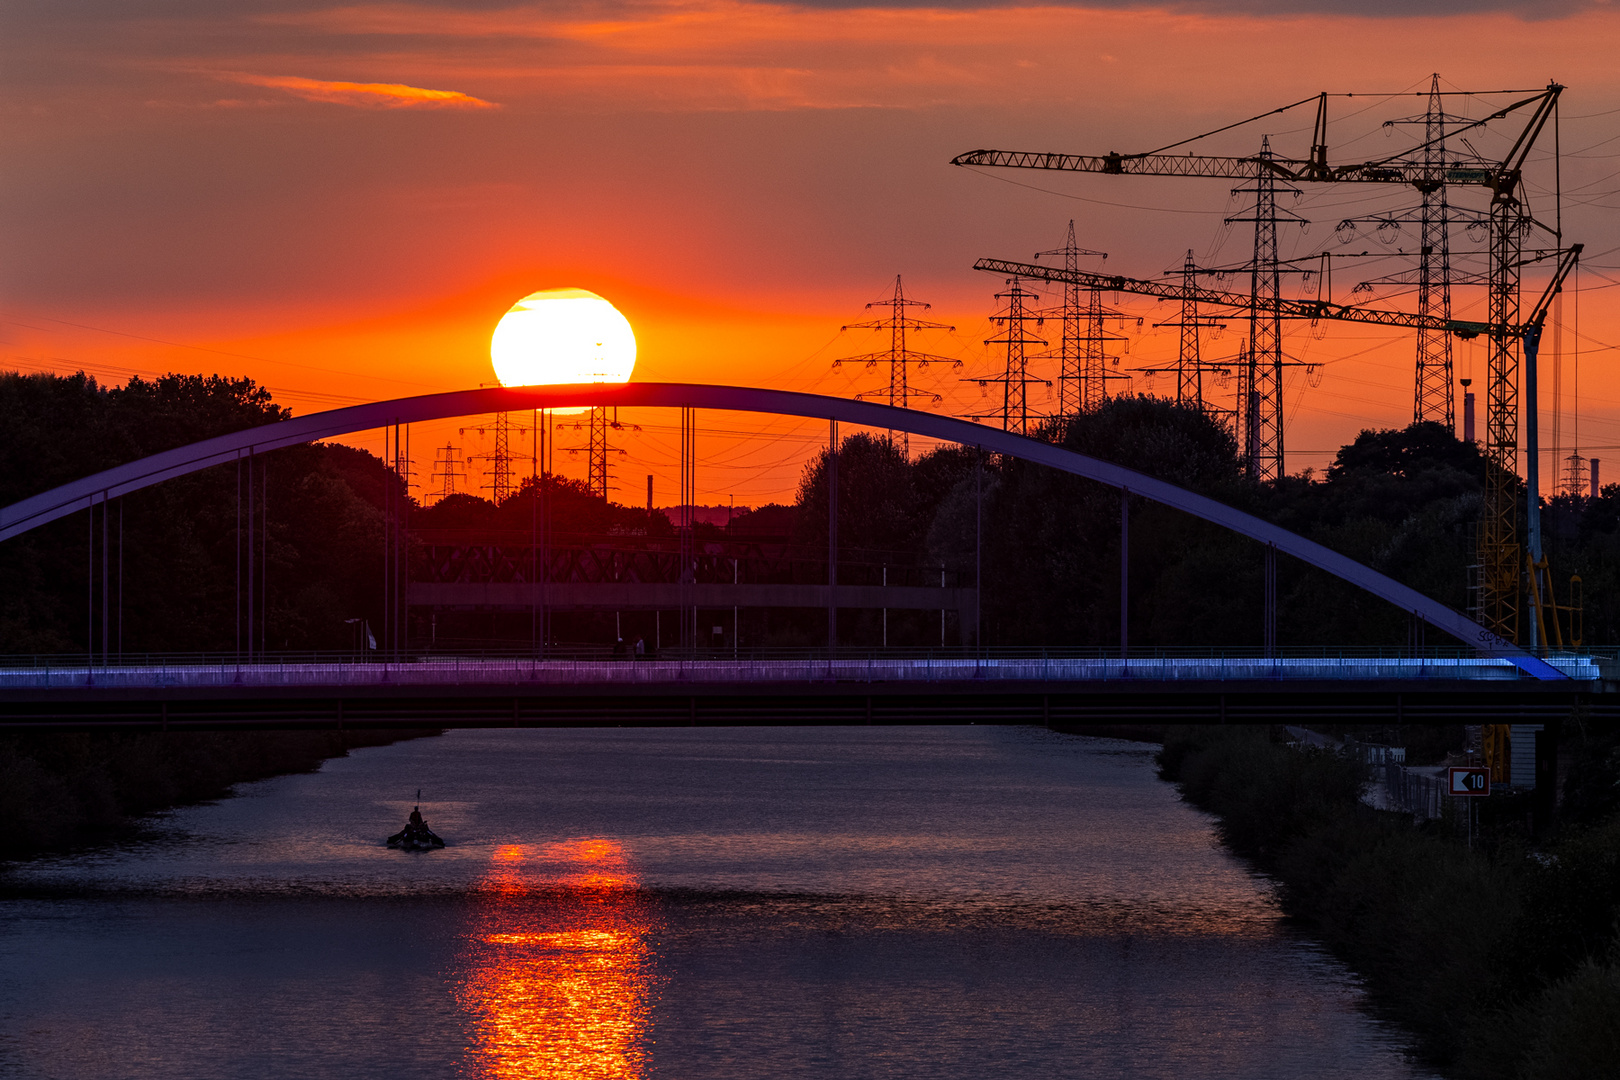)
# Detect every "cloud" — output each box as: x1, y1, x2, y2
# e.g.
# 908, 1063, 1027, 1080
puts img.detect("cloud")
224, 73, 499, 108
